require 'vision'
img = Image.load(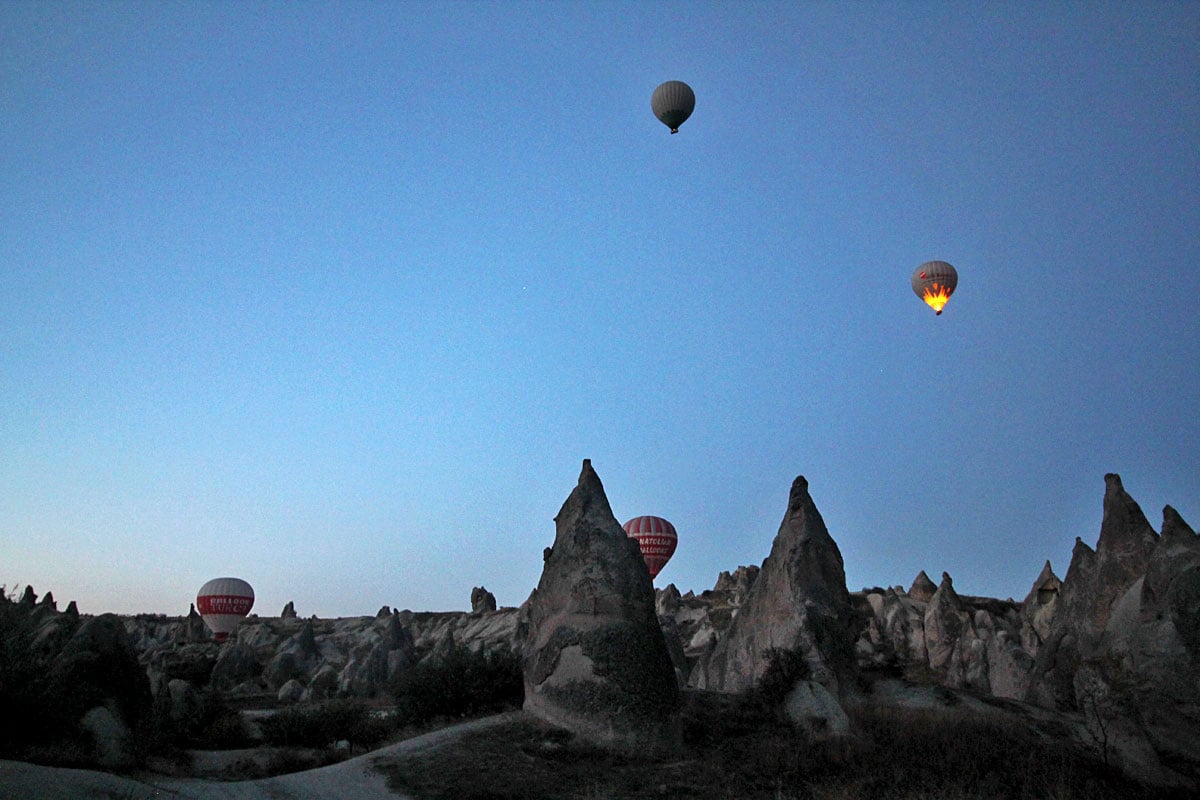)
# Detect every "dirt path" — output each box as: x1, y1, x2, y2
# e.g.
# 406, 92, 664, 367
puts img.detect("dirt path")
0, 712, 521, 800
